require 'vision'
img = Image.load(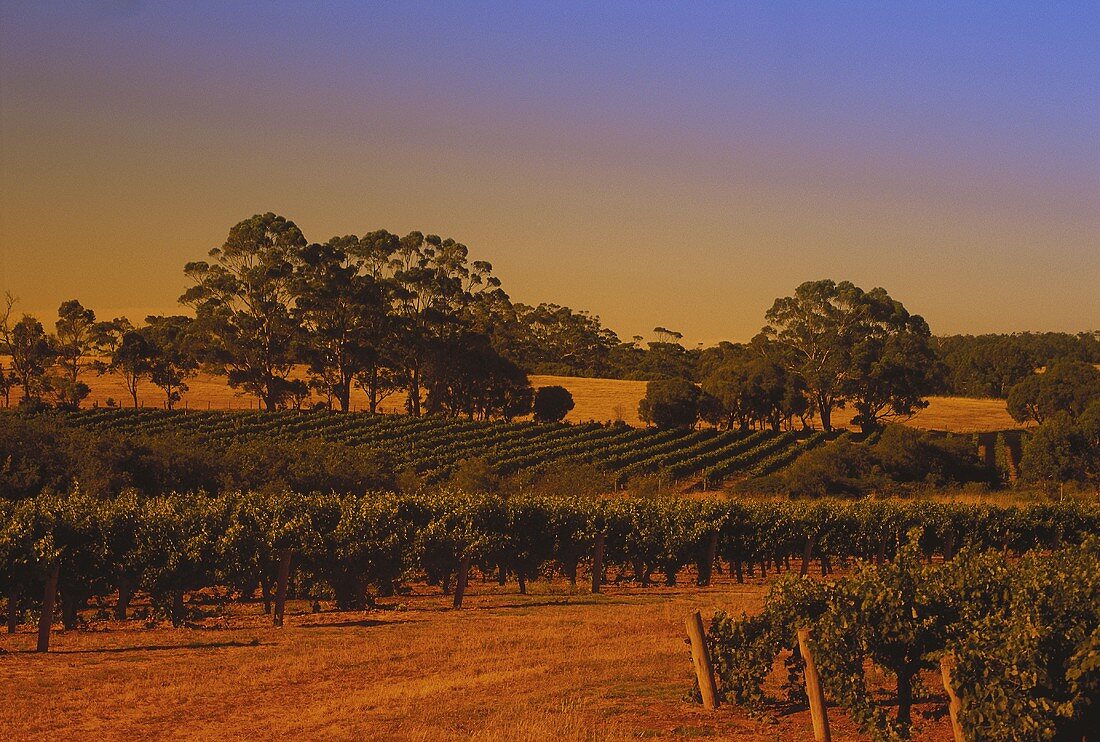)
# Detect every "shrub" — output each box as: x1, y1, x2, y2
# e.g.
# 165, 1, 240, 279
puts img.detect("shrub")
638, 378, 700, 429
532, 385, 575, 423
